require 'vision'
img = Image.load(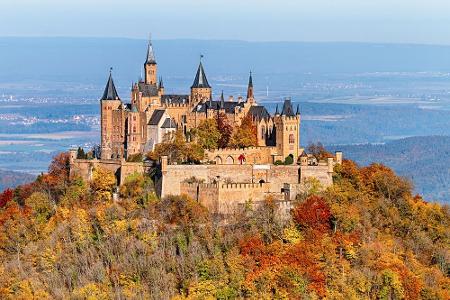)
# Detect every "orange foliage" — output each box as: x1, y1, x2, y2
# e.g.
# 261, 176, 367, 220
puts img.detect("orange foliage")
292, 195, 332, 233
